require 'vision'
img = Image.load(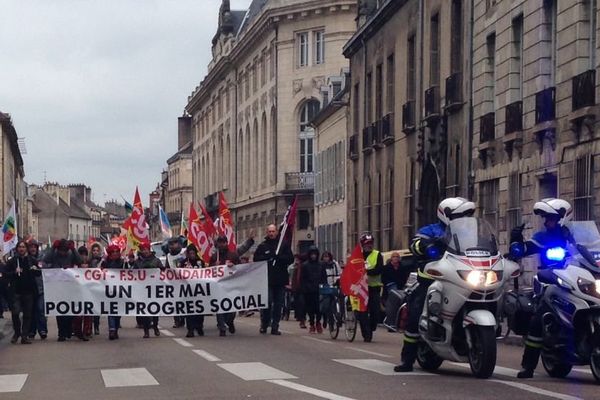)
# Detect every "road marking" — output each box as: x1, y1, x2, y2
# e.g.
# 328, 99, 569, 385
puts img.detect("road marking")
489, 379, 584, 400
159, 329, 174, 337
449, 362, 523, 378
345, 347, 392, 358
333, 359, 431, 376
571, 368, 592, 375
0, 374, 28, 393
218, 362, 297, 381
193, 349, 222, 362
279, 329, 294, 334
173, 338, 193, 347
268, 379, 357, 400
101, 368, 159, 388
302, 336, 333, 345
